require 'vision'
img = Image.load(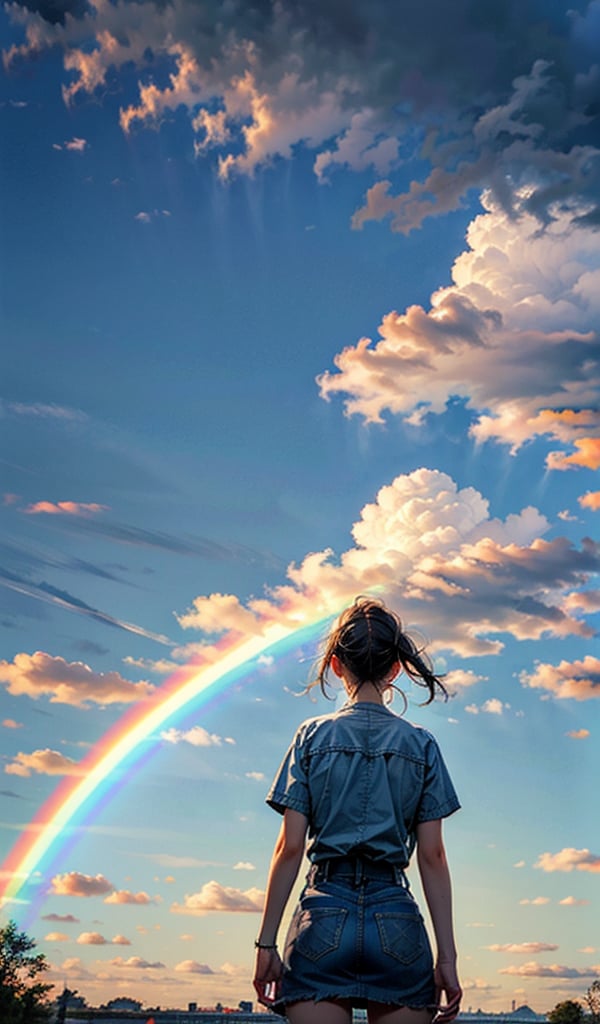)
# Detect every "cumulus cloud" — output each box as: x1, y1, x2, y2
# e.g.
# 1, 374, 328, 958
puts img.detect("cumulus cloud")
160, 726, 231, 747
319, 195, 600, 466
4, 747, 81, 777
104, 889, 154, 905
109, 956, 165, 970
51, 872, 113, 897
0, 651, 154, 707
560, 896, 590, 906
233, 862, 255, 871
535, 848, 600, 873
580, 492, 600, 511
44, 931, 69, 942
500, 962, 600, 978
444, 670, 487, 693
77, 932, 108, 945
6, 0, 600, 234
112, 934, 131, 945
23, 500, 107, 516
174, 468, 598, 663
171, 881, 265, 915
175, 960, 214, 974
521, 657, 600, 701
487, 942, 559, 954
465, 699, 509, 716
